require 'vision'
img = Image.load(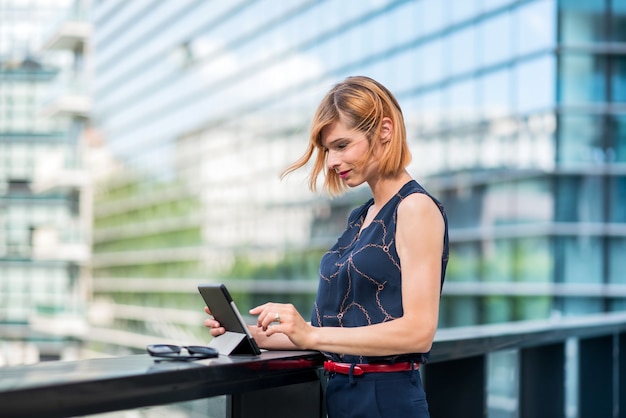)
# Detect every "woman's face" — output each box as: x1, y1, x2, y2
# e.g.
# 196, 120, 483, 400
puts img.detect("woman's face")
321, 120, 378, 188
